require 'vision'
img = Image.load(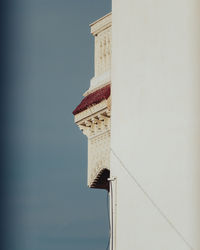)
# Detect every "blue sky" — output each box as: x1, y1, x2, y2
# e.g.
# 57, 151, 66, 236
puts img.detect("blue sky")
5, 1, 111, 249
